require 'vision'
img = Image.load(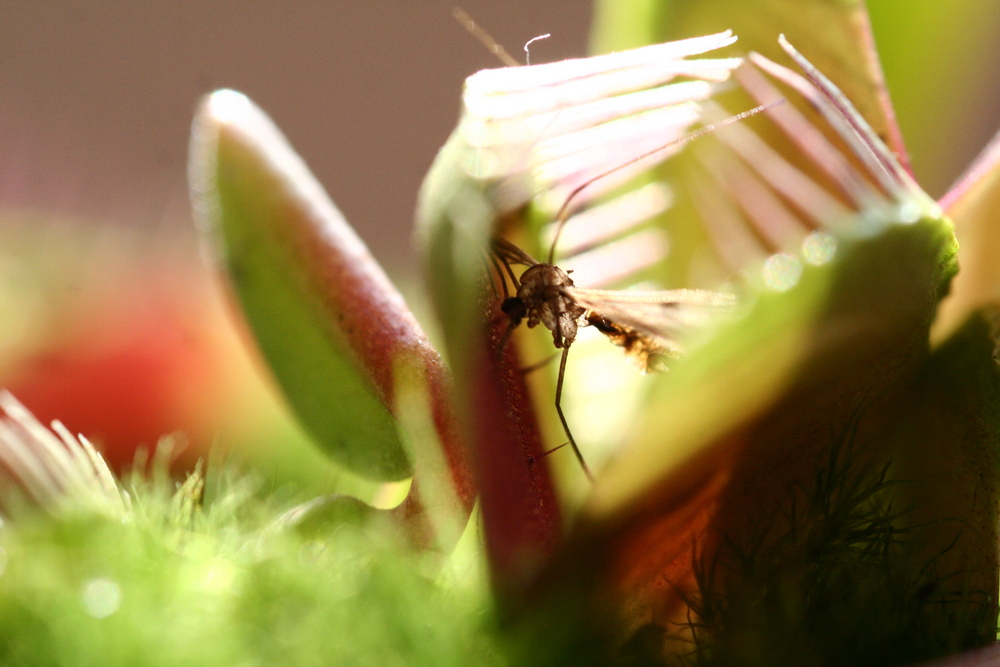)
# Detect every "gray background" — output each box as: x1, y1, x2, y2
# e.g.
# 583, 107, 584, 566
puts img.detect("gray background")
0, 2, 592, 279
